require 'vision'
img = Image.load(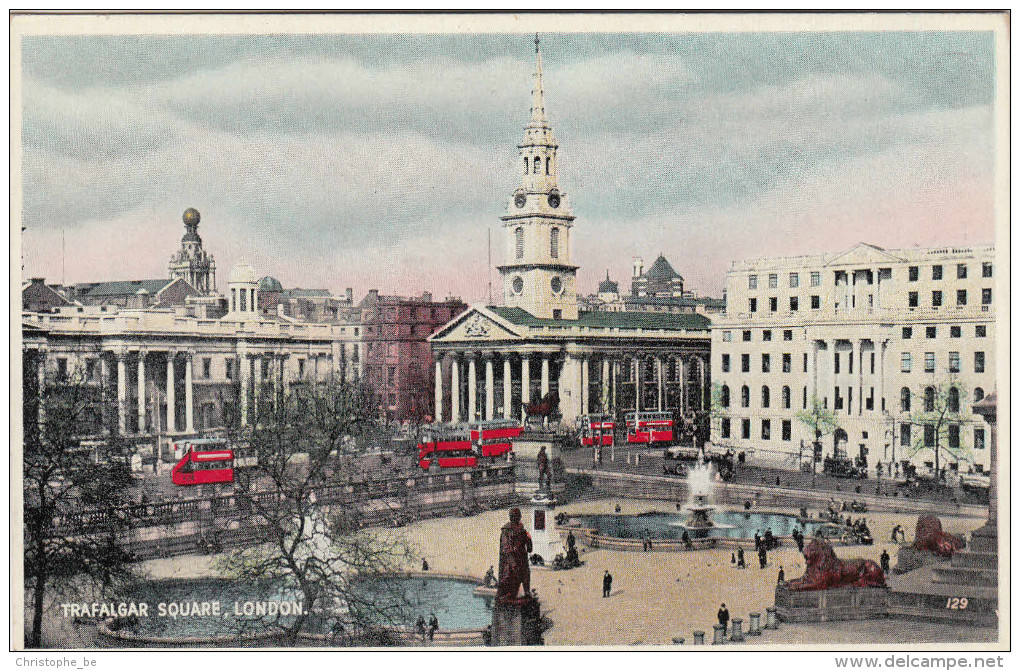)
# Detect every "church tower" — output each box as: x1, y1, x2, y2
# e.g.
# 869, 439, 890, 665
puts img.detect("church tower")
168, 207, 217, 293
498, 37, 579, 320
